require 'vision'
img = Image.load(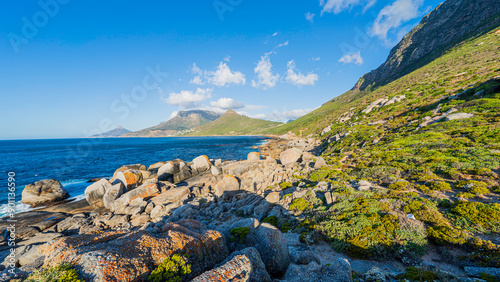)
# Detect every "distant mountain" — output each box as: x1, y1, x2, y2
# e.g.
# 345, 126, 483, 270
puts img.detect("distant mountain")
185, 109, 282, 136
123, 110, 220, 137
91, 126, 131, 137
